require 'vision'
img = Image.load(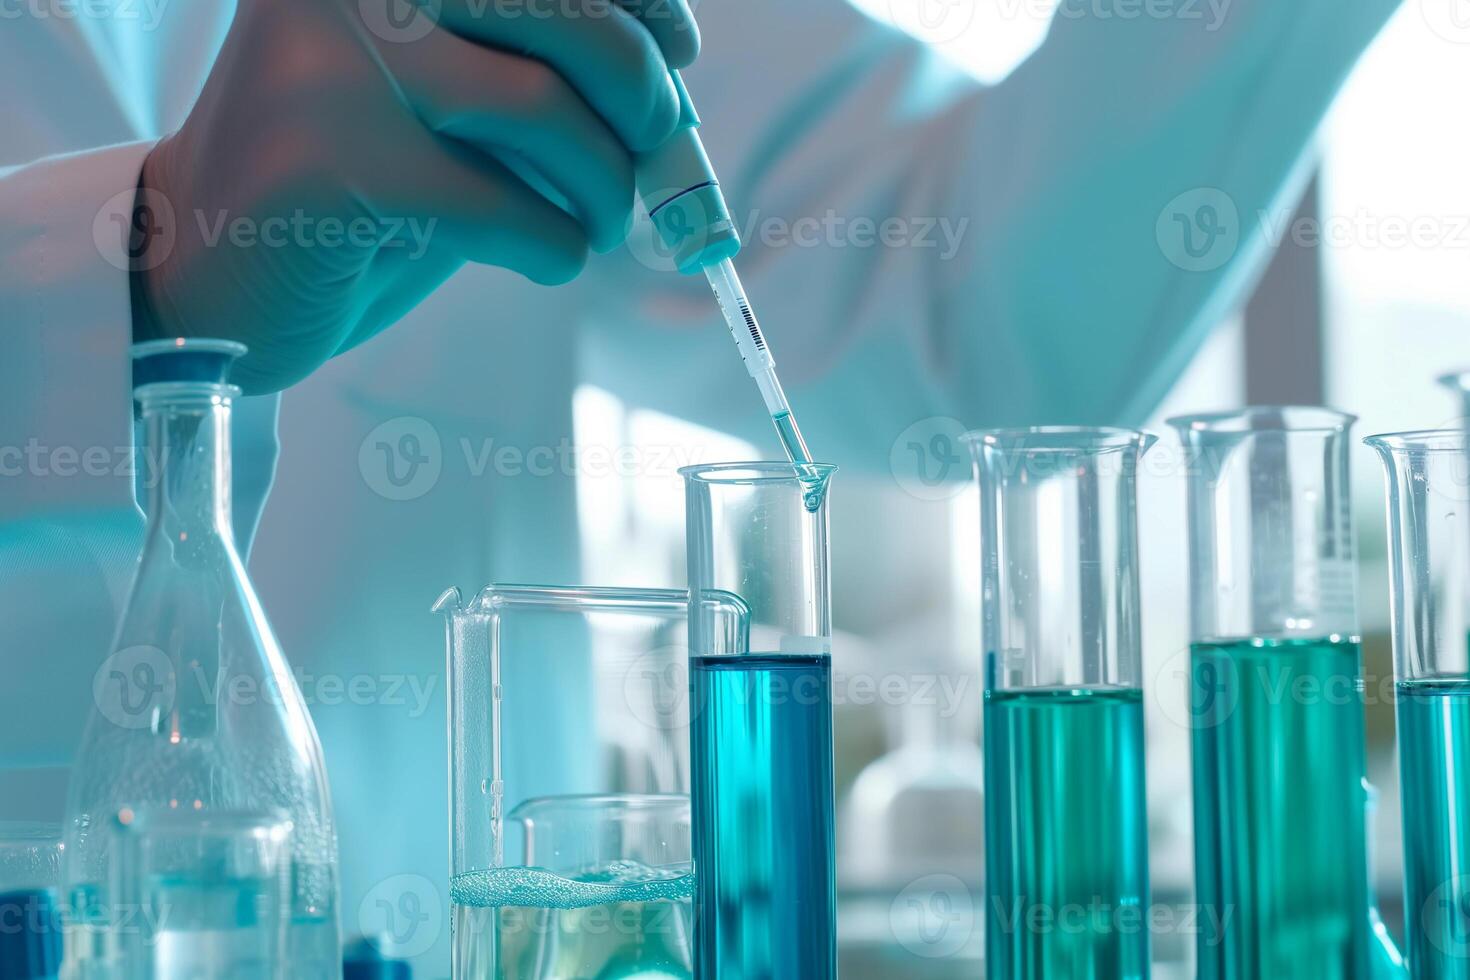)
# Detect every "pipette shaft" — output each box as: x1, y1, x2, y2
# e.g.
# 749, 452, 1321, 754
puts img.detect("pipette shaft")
704, 258, 813, 466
